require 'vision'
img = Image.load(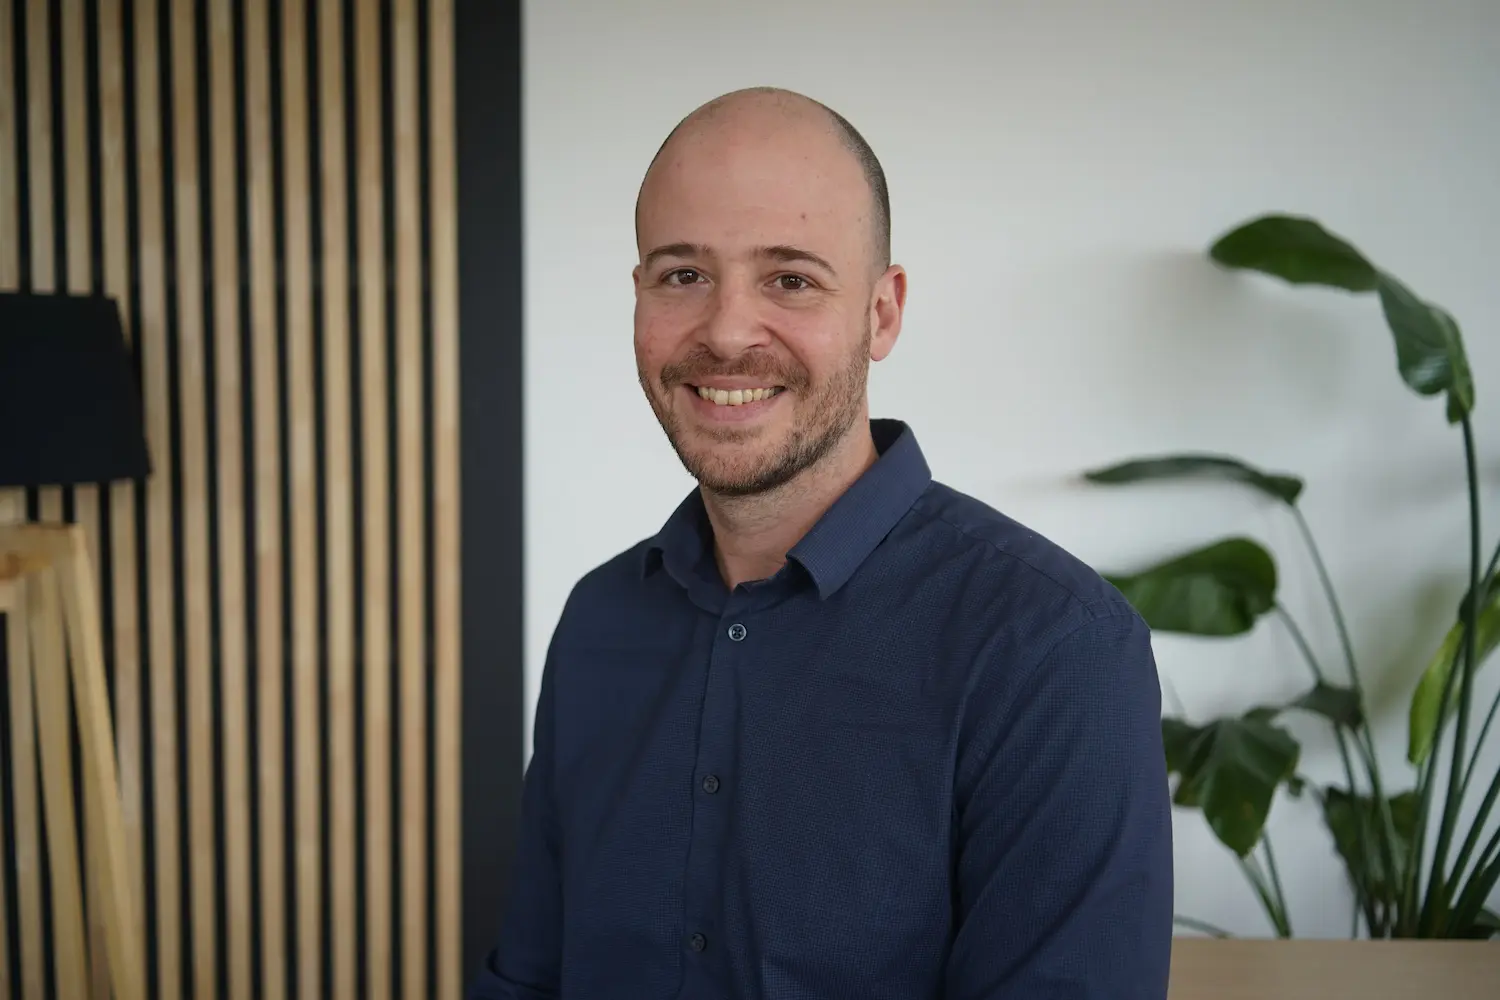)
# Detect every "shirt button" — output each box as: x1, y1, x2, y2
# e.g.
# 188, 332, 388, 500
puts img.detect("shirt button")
689, 932, 707, 952
727, 623, 747, 641
701, 774, 720, 794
